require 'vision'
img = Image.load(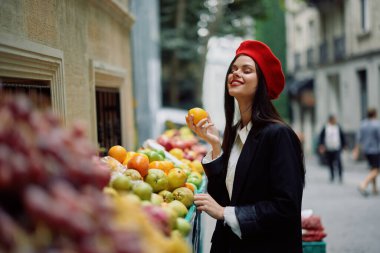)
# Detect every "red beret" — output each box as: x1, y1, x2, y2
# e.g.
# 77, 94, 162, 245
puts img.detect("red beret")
235, 40, 285, 99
